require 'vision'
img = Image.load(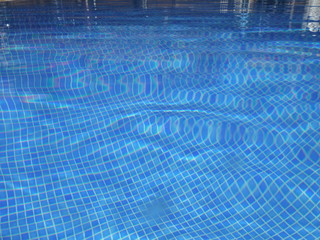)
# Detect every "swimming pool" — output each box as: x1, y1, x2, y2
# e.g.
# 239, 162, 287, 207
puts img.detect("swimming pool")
0, 0, 319, 239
